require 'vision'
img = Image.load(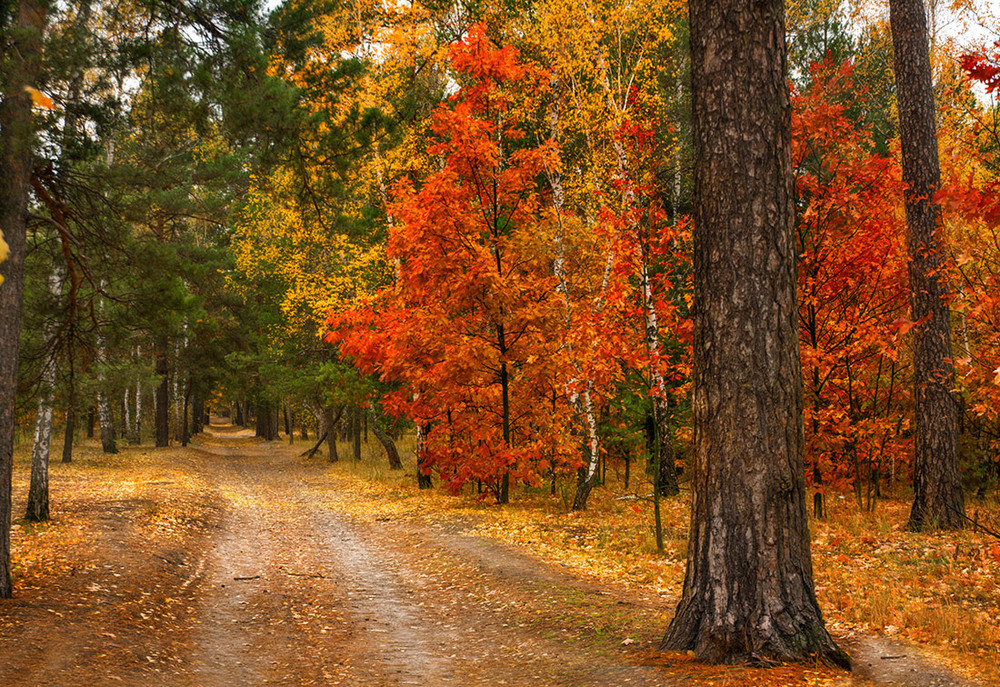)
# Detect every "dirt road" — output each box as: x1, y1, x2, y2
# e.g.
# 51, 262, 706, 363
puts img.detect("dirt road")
0, 424, 979, 686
